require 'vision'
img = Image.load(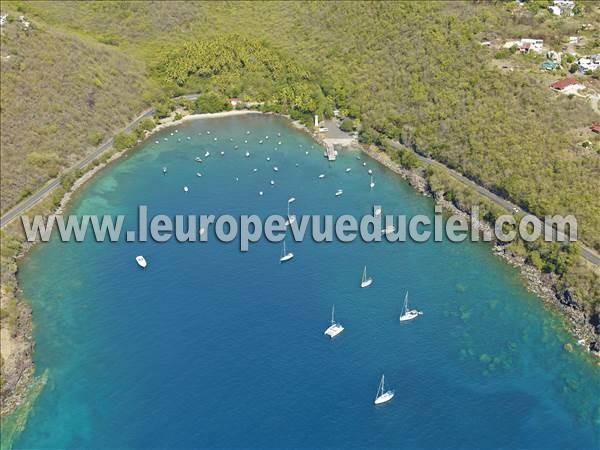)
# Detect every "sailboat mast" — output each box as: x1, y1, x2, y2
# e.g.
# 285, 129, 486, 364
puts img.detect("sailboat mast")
331, 305, 335, 325
403, 292, 408, 314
